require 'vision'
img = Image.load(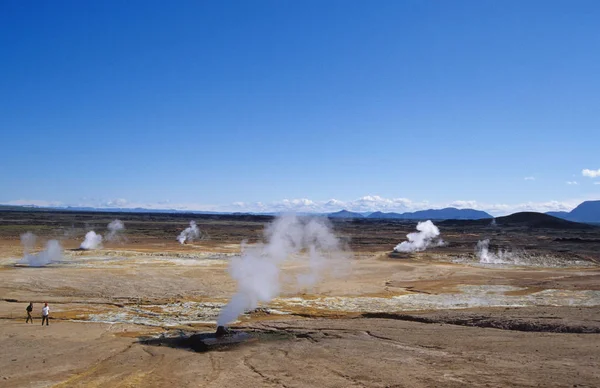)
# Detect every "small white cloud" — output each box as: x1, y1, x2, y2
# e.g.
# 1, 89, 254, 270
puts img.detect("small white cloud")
450, 200, 478, 208
2, 199, 63, 207
594, 182, 600, 185
582, 169, 600, 178
566, 181, 579, 185
524, 177, 535, 181
102, 198, 128, 207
